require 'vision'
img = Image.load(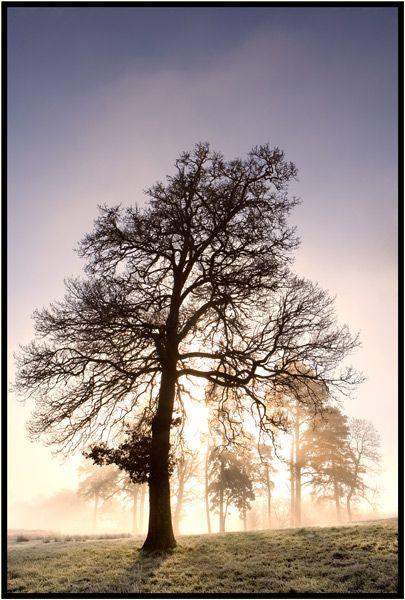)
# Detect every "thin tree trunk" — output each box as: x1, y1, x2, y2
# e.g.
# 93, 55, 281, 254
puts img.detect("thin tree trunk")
290, 434, 295, 527
223, 499, 229, 532
346, 495, 352, 522
243, 510, 247, 532
132, 487, 139, 535
93, 493, 99, 532
346, 458, 359, 523
294, 399, 302, 527
173, 463, 185, 536
334, 481, 342, 524
219, 454, 225, 533
139, 484, 146, 533
142, 367, 177, 551
205, 449, 212, 534
265, 466, 272, 529
295, 466, 302, 527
